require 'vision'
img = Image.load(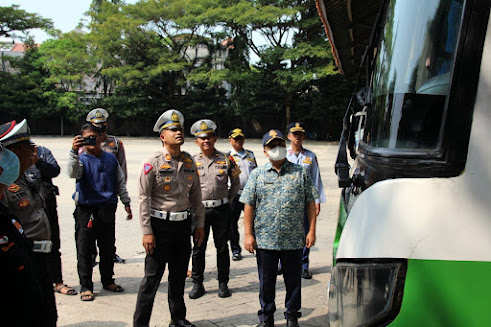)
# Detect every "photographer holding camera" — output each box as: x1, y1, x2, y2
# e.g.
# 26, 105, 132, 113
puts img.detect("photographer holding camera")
67, 123, 132, 302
